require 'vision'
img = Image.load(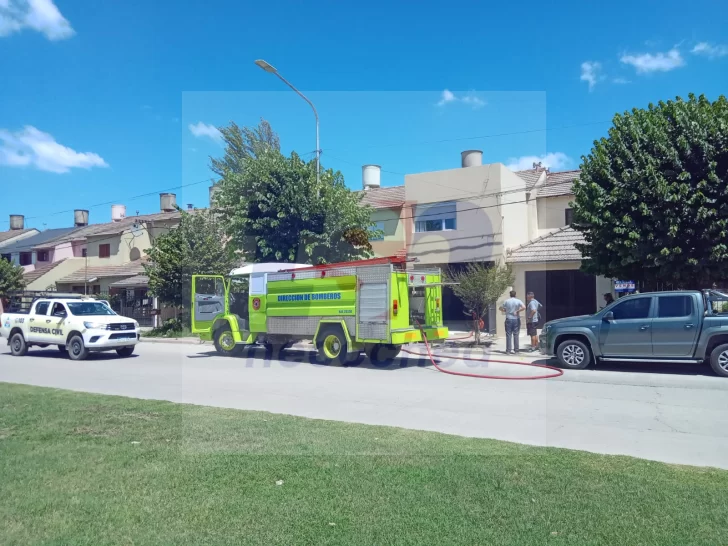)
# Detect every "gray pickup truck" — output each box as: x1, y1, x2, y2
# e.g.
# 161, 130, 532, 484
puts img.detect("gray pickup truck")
539, 290, 728, 377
